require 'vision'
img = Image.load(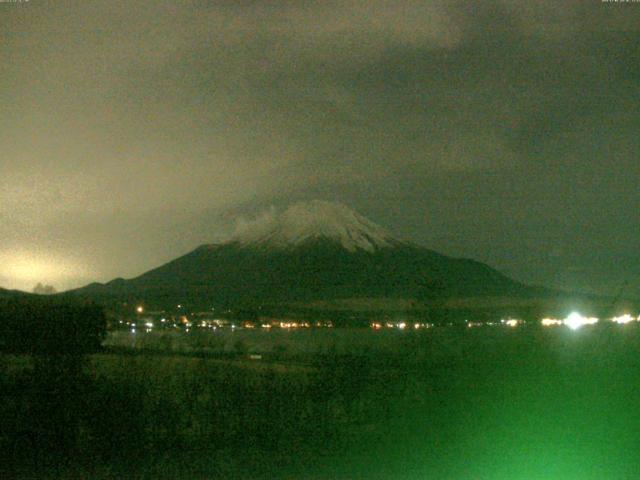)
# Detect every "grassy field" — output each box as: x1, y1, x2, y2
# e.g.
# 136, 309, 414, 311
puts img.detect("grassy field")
3, 324, 640, 479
